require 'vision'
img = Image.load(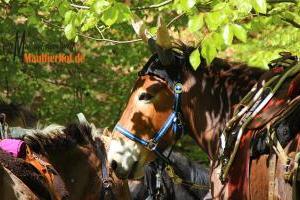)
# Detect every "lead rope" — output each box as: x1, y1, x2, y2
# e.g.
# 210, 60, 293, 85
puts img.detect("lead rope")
165, 165, 210, 190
